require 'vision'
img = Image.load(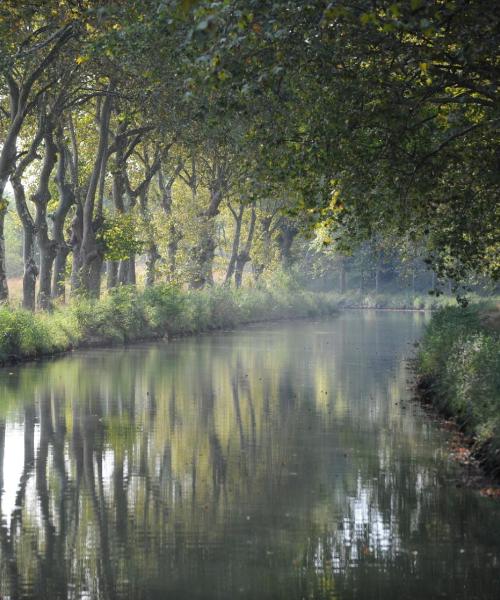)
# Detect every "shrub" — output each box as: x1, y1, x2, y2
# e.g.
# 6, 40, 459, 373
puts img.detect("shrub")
417, 304, 500, 471
0, 285, 339, 365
